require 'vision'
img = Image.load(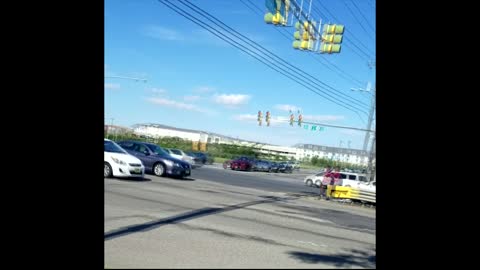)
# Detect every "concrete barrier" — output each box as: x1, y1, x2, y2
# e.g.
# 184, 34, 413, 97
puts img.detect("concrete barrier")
327, 185, 376, 204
